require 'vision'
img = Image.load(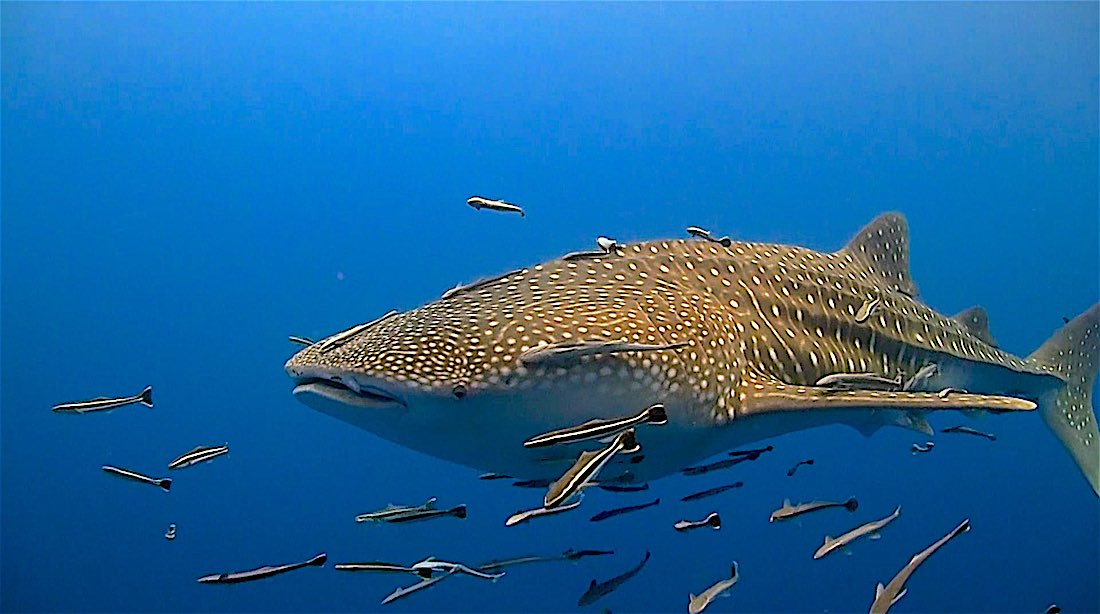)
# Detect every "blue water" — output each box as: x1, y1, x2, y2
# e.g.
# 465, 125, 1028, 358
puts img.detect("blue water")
3, 3, 1098, 613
